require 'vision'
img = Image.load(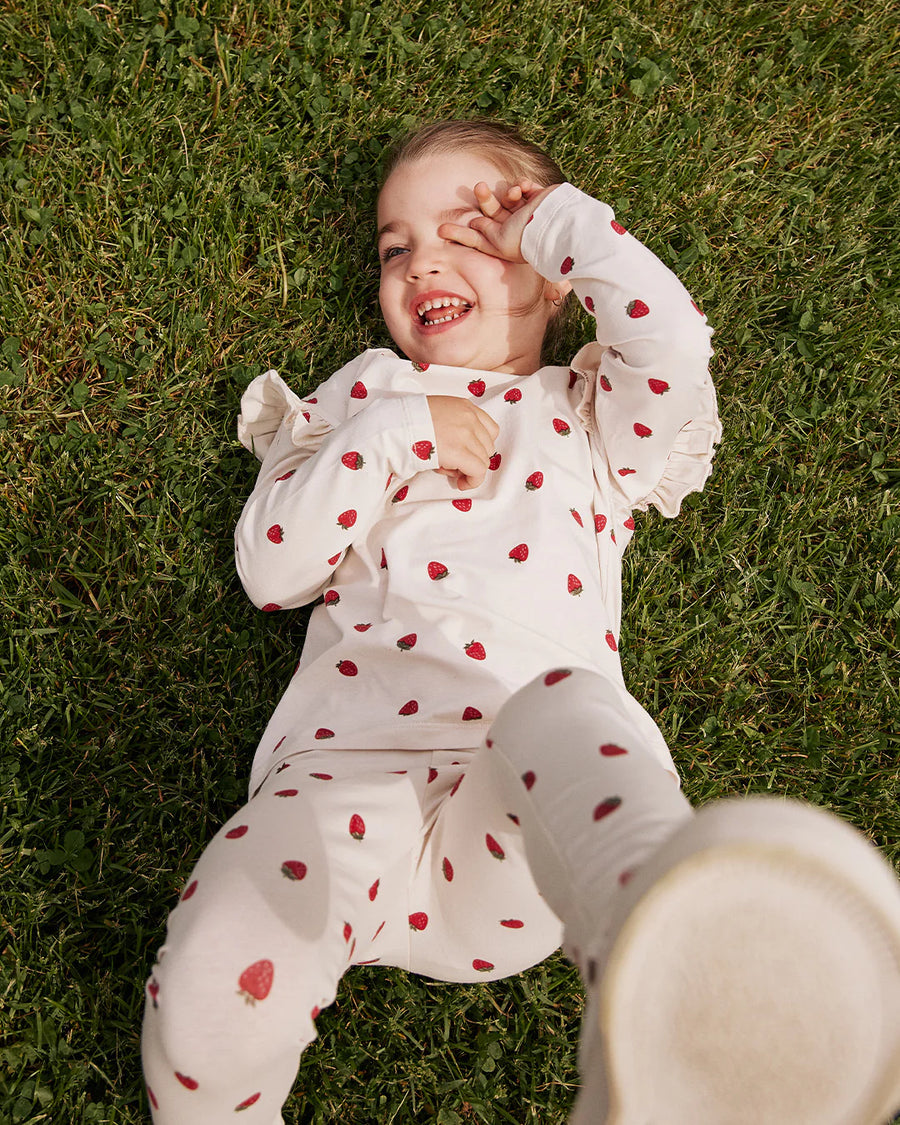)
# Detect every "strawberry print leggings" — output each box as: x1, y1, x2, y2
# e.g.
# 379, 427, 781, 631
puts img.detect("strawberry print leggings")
141, 667, 693, 1122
